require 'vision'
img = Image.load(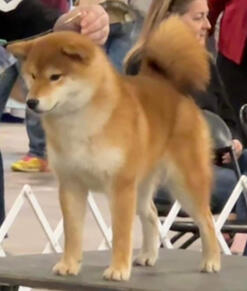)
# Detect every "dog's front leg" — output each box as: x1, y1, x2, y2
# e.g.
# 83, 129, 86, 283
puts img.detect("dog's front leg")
103, 178, 137, 281
53, 182, 88, 276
